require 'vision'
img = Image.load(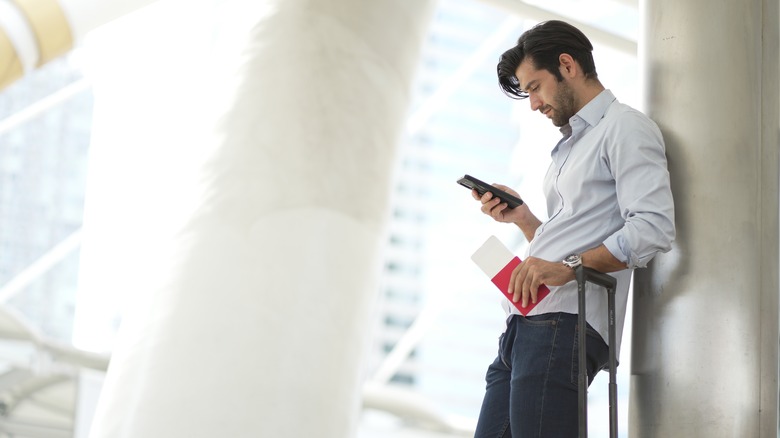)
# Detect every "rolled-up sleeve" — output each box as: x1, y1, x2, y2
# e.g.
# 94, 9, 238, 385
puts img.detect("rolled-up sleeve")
602, 111, 676, 268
